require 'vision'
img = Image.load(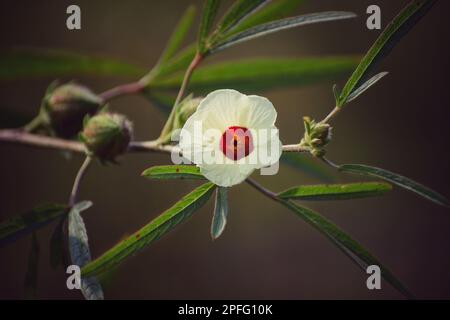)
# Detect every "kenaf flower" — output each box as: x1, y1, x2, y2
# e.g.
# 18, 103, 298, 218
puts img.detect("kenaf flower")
179, 89, 282, 187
